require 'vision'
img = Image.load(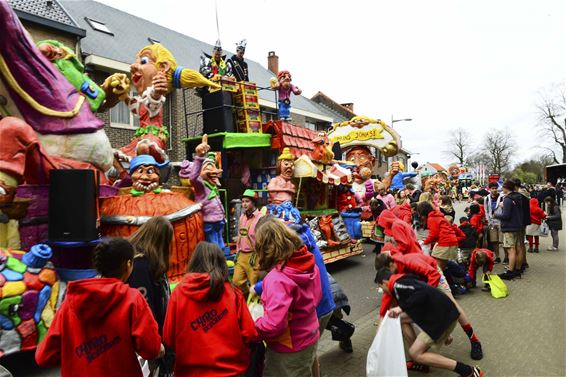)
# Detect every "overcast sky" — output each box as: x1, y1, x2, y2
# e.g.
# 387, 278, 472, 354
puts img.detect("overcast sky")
95, 0, 565, 168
